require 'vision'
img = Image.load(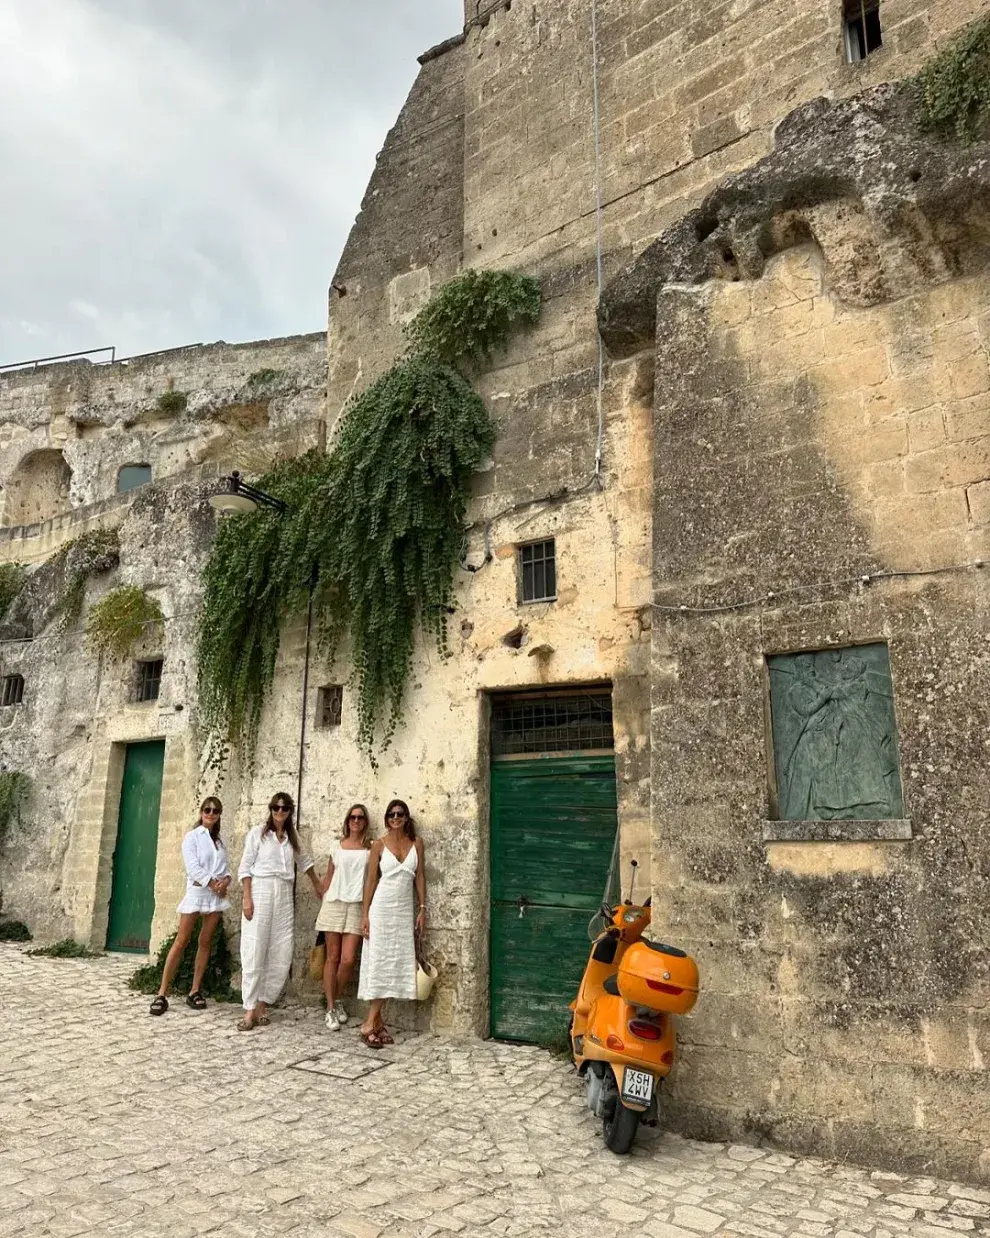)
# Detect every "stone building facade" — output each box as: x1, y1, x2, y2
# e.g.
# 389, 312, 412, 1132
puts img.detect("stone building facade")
0, 0, 988, 1183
